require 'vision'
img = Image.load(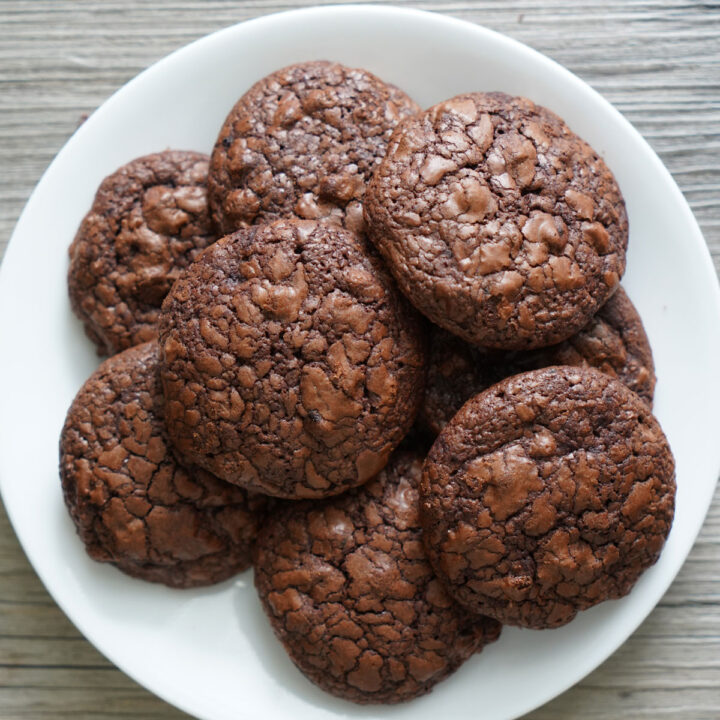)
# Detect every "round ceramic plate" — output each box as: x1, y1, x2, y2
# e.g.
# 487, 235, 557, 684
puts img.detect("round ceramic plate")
1, 5, 718, 720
